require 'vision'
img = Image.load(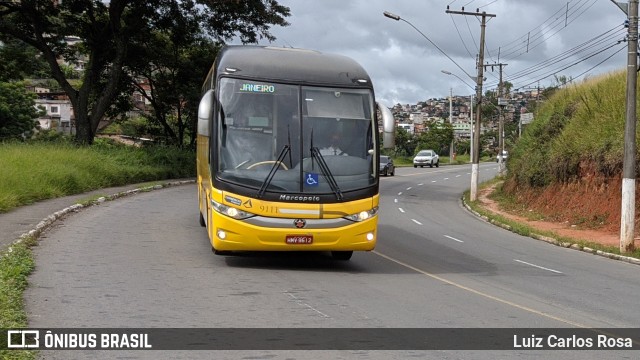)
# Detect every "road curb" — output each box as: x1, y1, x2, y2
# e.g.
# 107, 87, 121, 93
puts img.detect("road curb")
5, 179, 195, 254
461, 196, 640, 267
